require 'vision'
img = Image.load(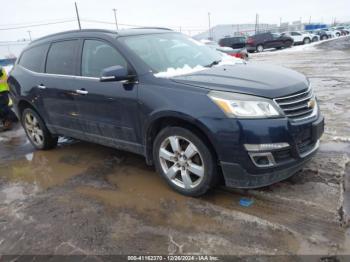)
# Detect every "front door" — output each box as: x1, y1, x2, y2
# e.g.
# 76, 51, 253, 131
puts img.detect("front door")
75, 39, 142, 153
